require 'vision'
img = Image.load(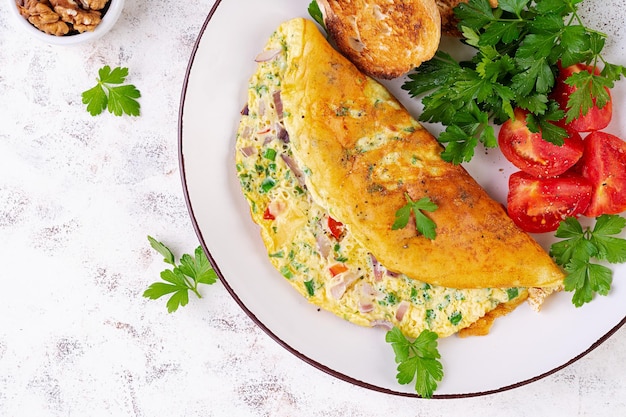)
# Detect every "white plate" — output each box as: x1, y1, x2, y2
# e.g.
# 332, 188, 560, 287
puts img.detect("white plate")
179, 0, 626, 397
